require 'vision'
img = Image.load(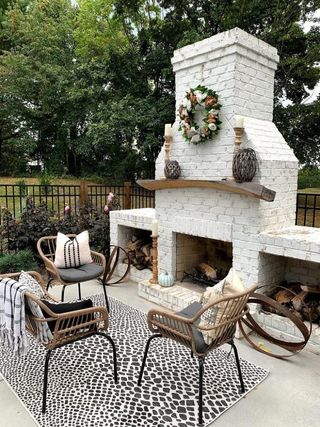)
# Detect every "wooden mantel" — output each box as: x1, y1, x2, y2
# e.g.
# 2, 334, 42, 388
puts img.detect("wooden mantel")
137, 179, 276, 202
